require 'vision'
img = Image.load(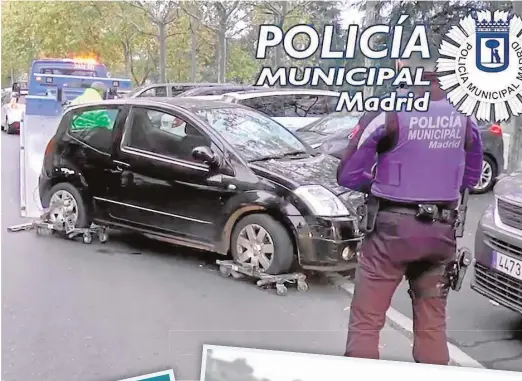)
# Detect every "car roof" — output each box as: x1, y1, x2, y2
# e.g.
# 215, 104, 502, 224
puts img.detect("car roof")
66, 97, 250, 112
140, 82, 233, 89
182, 85, 264, 94
222, 88, 341, 99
